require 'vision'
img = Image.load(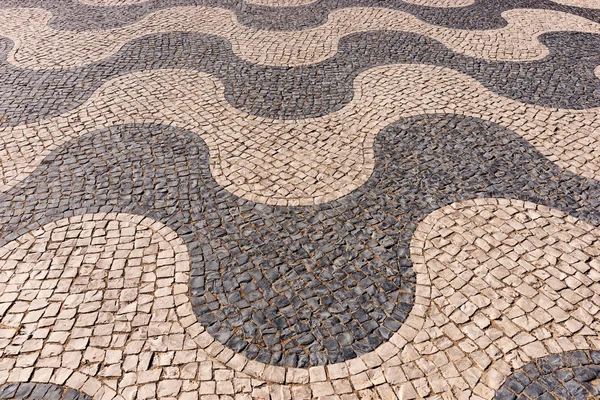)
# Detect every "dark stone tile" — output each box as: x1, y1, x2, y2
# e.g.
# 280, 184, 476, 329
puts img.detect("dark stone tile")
1, 116, 599, 366
0, 30, 599, 126
2, 0, 600, 32
496, 351, 600, 399
0, 383, 85, 400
